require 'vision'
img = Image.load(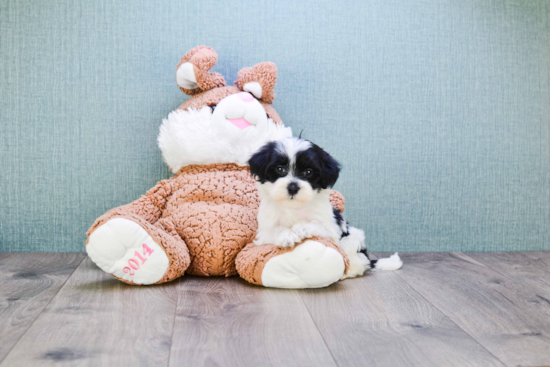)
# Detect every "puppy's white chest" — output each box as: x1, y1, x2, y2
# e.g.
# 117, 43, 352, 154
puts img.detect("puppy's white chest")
276, 209, 309, 227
